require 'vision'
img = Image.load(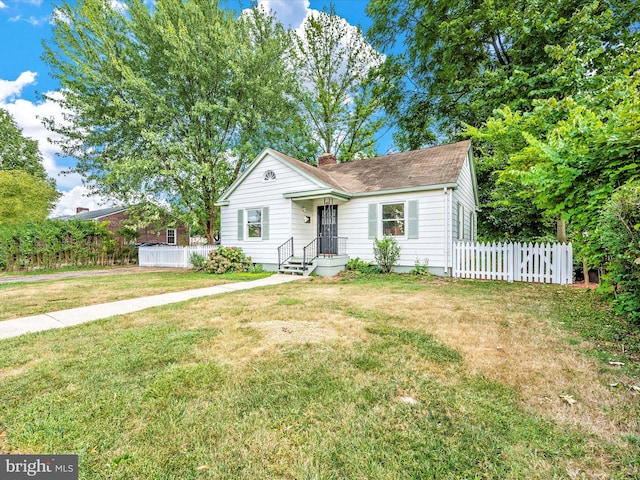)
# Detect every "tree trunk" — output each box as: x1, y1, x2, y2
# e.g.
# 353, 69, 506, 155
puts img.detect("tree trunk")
556, 217, 566, 243
206, 207, 217, 245
583, 256, 589, 288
